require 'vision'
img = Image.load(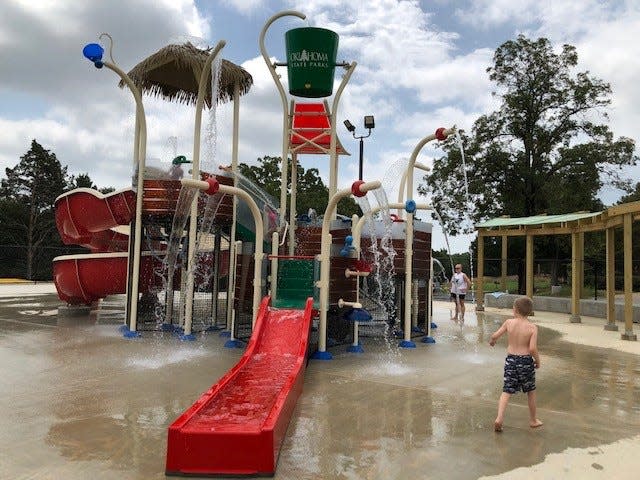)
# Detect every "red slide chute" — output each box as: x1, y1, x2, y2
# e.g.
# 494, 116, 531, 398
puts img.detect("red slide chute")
166, 297, 314, 476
